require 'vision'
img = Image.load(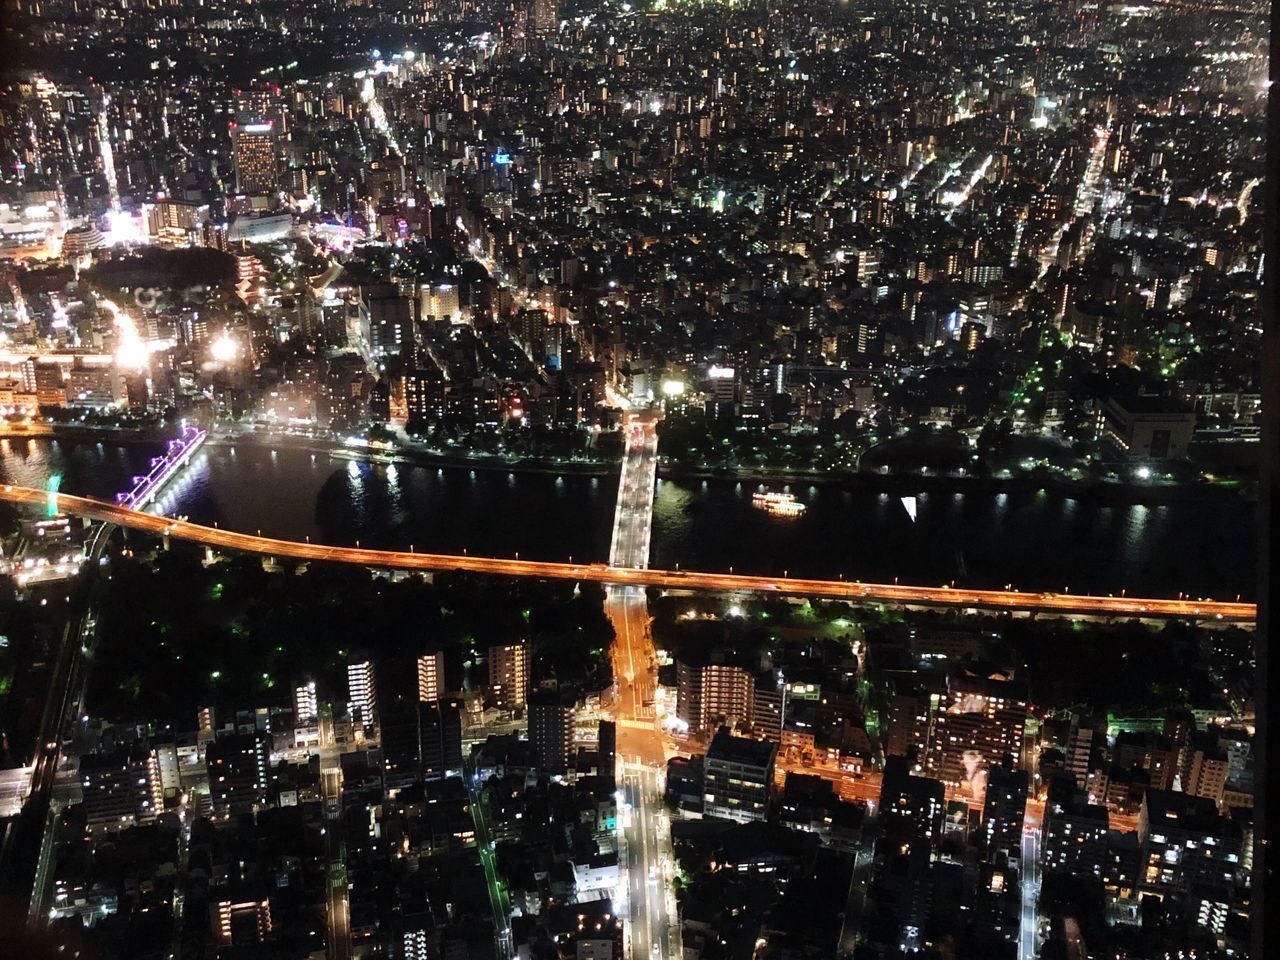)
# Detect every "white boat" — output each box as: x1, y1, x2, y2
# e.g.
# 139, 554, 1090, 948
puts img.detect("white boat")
751, 490, 806, 518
